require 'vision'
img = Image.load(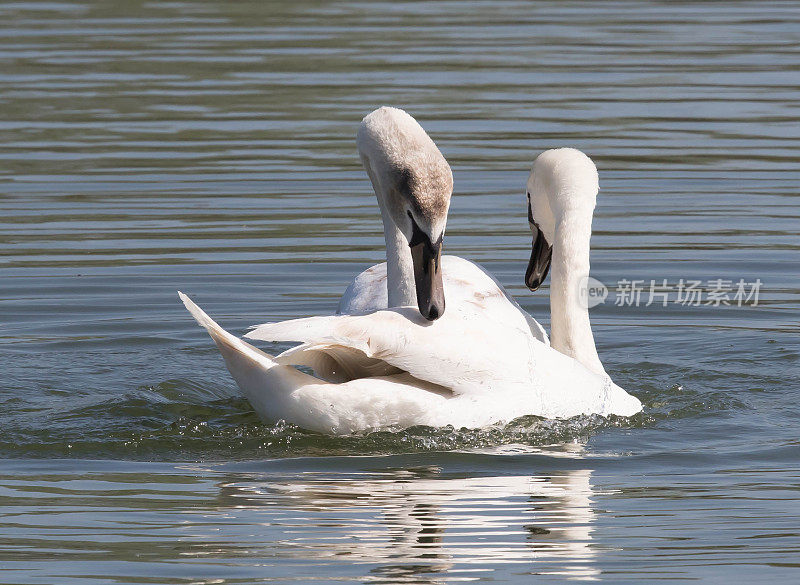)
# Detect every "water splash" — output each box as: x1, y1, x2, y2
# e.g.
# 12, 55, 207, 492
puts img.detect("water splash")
0, 374, 750, 460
